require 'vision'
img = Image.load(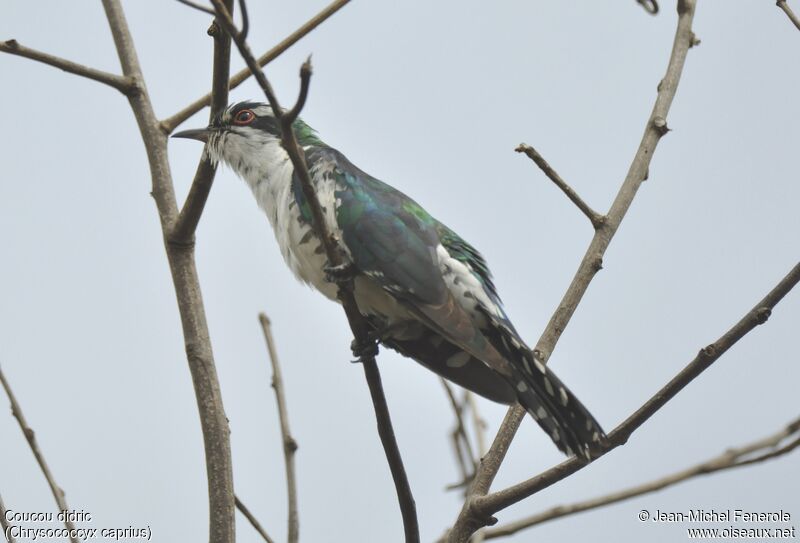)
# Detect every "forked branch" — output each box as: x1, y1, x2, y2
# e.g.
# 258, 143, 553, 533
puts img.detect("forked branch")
197, 1, 419, 540
474, 261, 800, 517
101, 1, 236, 541
161, 0, 351, 133
448, 1, 700, 540
235, 495, 276, 543
515, 143, 605, 229
482, 415, 800, 539
0, 39, 135, 95
170, 7, 235, 246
